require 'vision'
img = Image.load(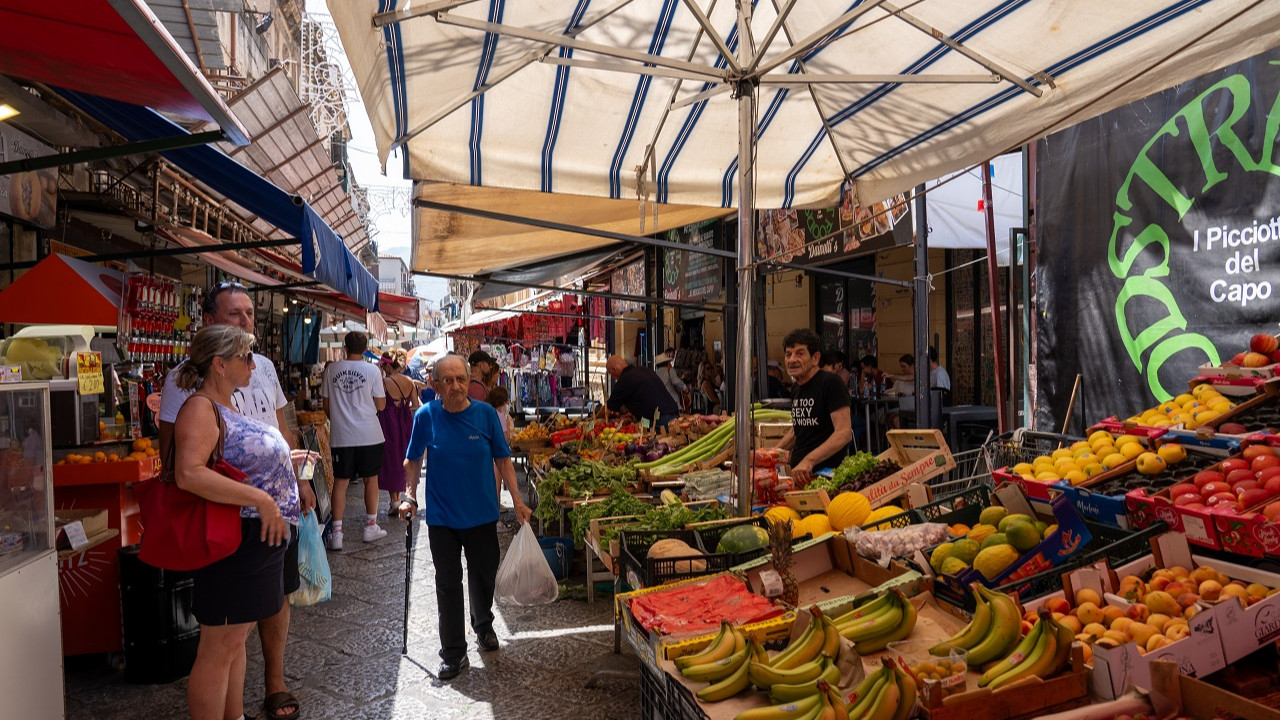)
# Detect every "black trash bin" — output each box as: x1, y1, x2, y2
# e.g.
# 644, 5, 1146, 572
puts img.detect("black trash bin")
118, 544, 200, 683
